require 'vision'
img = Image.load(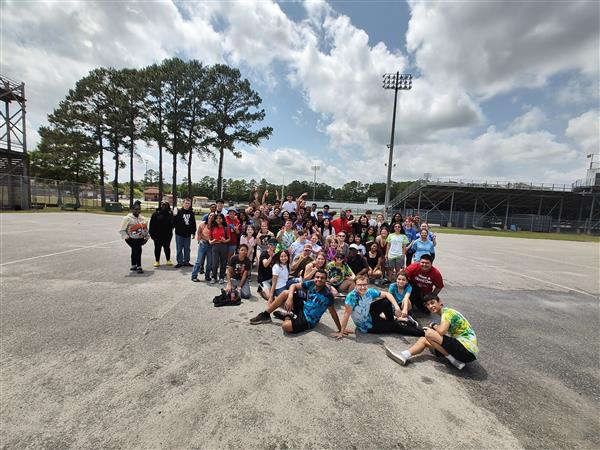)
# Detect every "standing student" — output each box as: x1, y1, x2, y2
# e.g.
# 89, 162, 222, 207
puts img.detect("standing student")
148, 201, 174, 267
256, 219, 275, 255
385, 223, 407, 281
119, 203, 149, 273
191, 211, 214, 282
385, 294, 478, 370
333, 275, 424, 339
174, 198, 196, 268
209, 213, 230, 284
240, 225, 257, 269
225, 209, 241, 260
